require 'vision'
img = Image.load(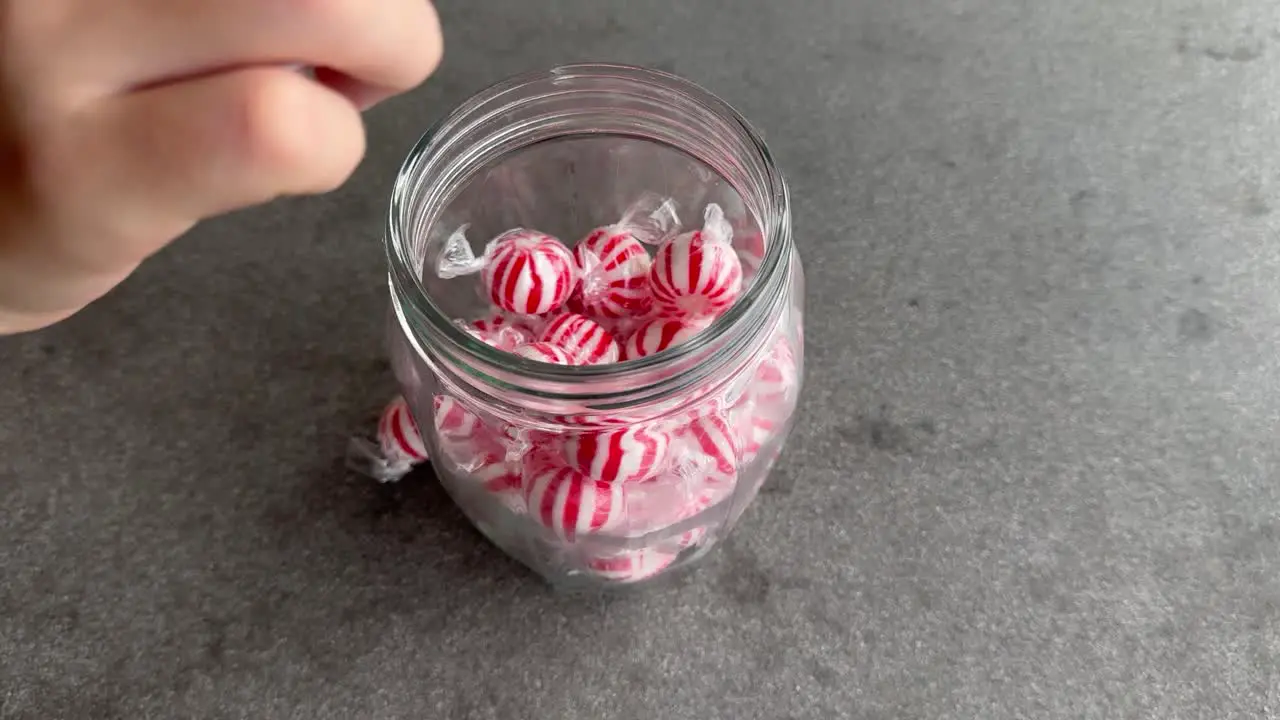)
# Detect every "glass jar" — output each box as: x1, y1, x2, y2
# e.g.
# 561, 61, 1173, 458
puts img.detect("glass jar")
383, 64, 804, 590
